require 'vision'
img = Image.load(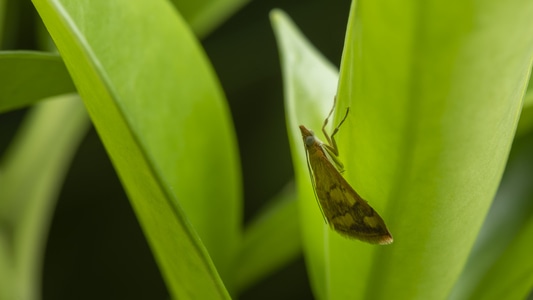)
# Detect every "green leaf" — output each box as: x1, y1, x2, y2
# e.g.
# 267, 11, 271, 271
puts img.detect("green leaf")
0, 0, 6, 43
0, 95, 89, 300
334, 1, 533, 299
170, 0, 248, 38
516, 91, 533, 136
235, 183, 301, 293
0, 51, 76, 113
449, 132, 533, 300
271, 9, 341, 300
469, 214, 533, 300
31, 0, 242, 298
273, 0, 533, 298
